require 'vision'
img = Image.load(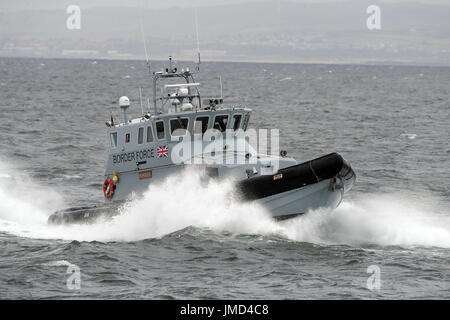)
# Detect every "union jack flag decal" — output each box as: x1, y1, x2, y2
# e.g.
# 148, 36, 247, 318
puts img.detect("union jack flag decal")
157, 145, 169, 158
